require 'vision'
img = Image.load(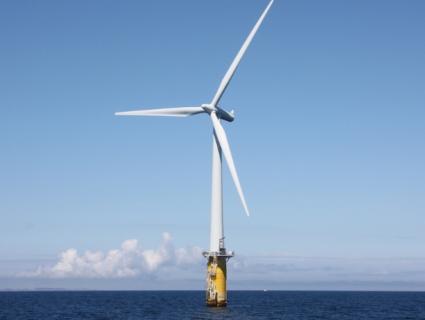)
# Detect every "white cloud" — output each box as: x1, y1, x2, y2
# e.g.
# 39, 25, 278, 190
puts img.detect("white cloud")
16, 234, 425, 290
23, 233, 203, 278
